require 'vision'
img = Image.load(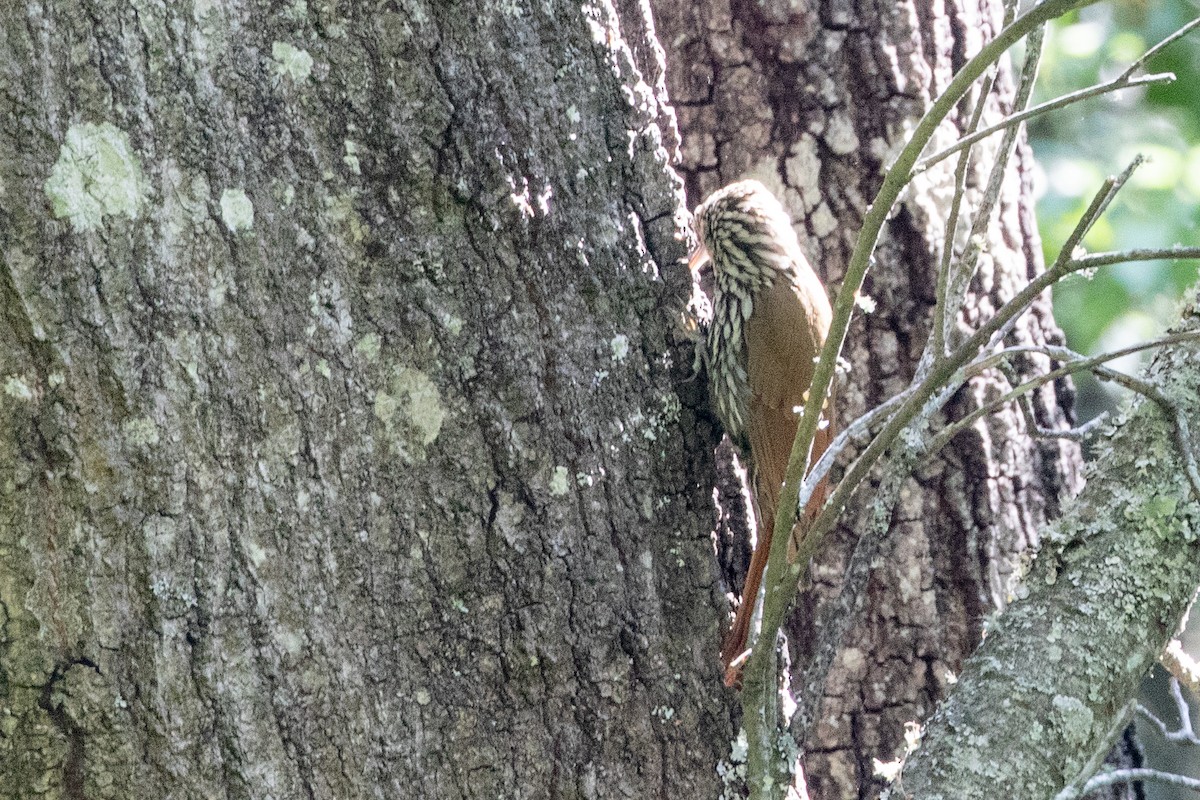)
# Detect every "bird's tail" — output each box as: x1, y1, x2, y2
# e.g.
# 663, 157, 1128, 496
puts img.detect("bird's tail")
720, 409, 835, 687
